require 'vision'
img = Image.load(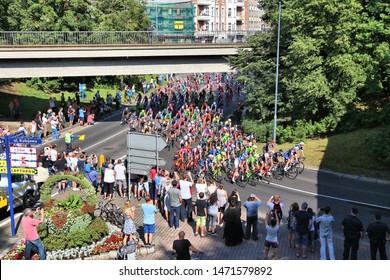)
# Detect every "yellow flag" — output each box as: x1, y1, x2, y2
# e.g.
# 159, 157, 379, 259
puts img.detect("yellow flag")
78, 135, 85, 141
